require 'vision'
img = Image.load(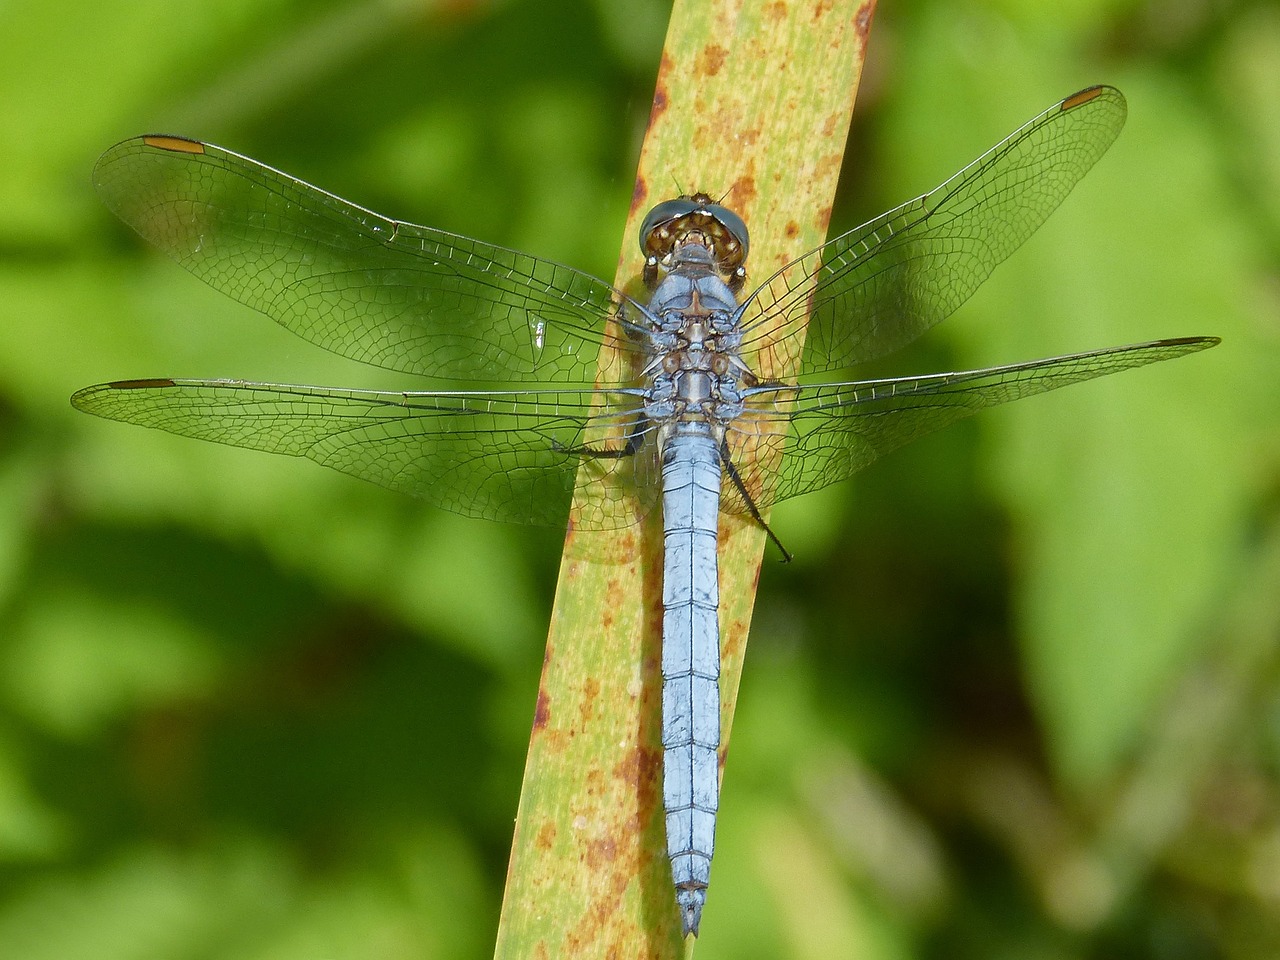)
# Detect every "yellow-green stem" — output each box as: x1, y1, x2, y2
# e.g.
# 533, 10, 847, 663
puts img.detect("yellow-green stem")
493, 1, 875, 954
